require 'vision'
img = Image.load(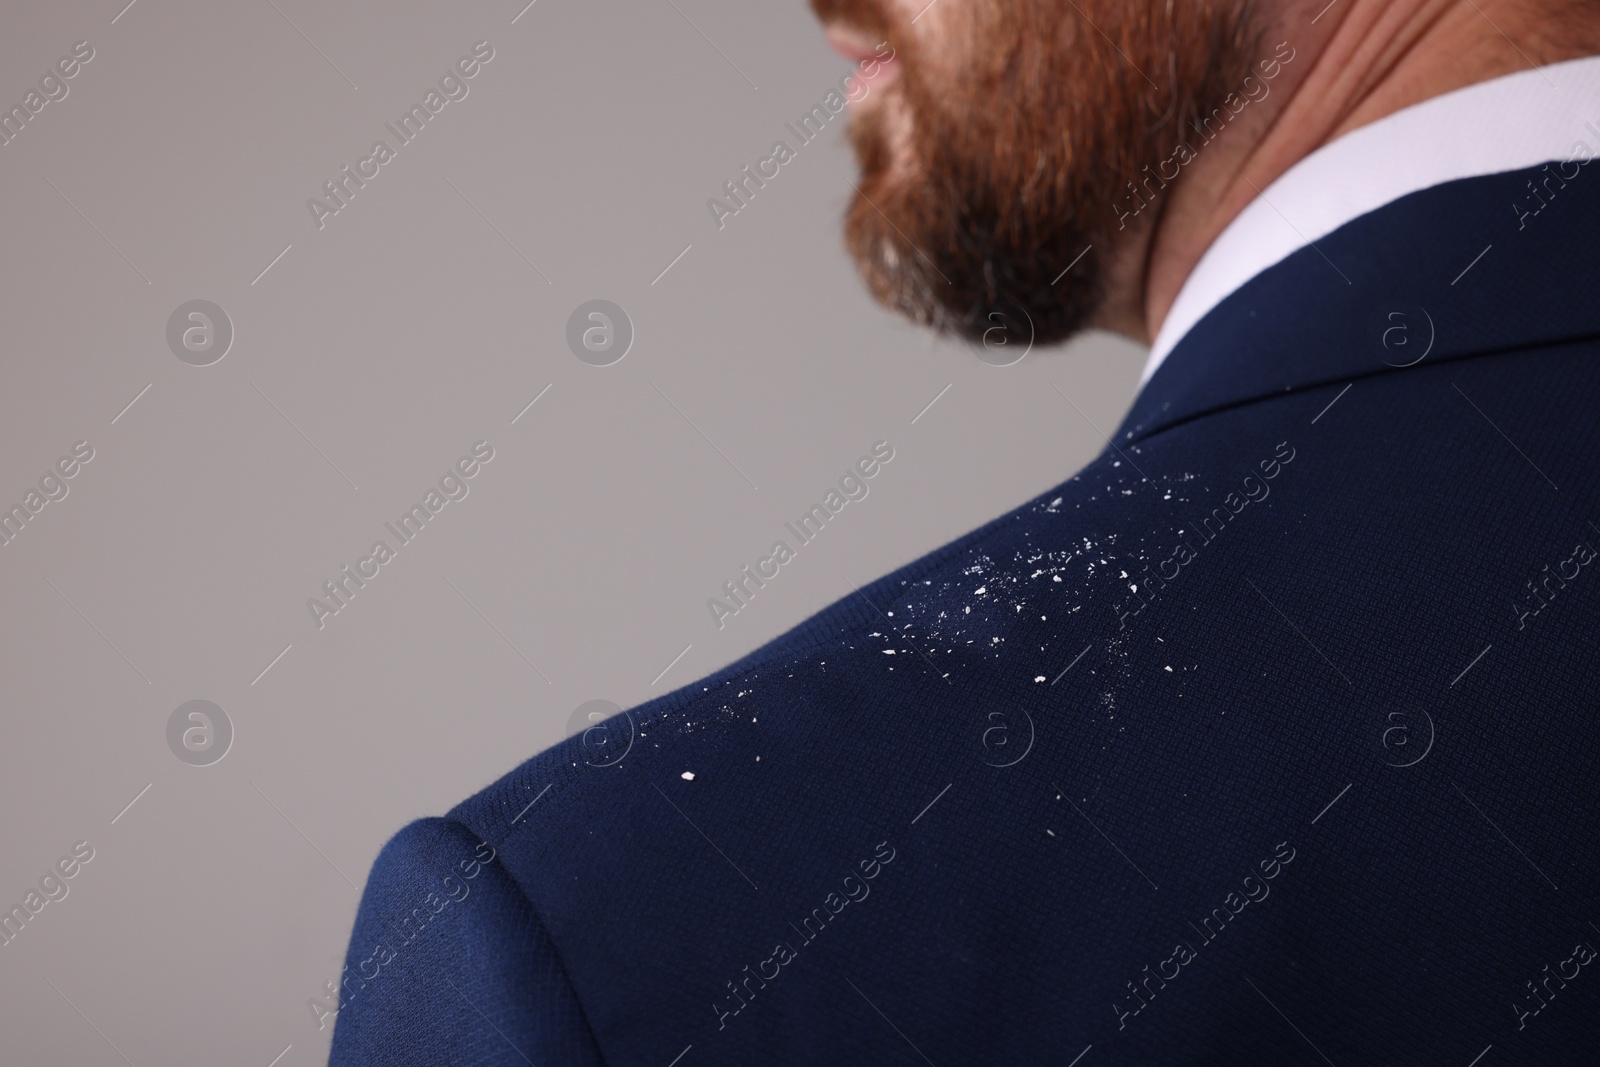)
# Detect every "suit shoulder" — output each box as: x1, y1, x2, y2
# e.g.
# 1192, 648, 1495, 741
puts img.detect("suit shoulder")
332, 816, 603, 1064
363, 816, 495, 896
445, 473, 1109, 841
